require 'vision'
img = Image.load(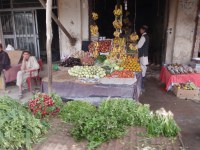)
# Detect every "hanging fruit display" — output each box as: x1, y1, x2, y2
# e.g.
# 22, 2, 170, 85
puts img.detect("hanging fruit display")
113, 5, 123, 38
90, 25, 99, 36
90, 12, 99, 36
113, 20, 123, 29
113, 8, 122, 16
129, 43, 138, 51
92, 12, 98, 20
130, 33, 139, 42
